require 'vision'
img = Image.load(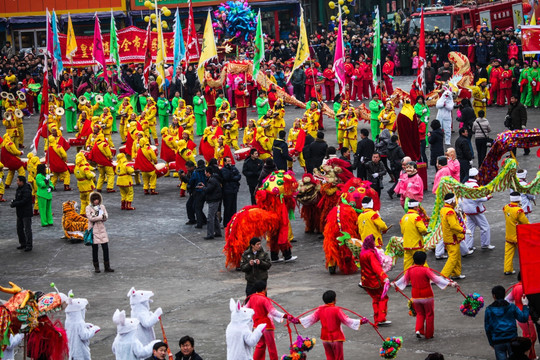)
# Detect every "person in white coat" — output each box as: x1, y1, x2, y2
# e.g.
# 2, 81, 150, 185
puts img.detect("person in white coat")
436, 88, 454, 146
65, 290, 101, 360
460, 168, 495, 251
